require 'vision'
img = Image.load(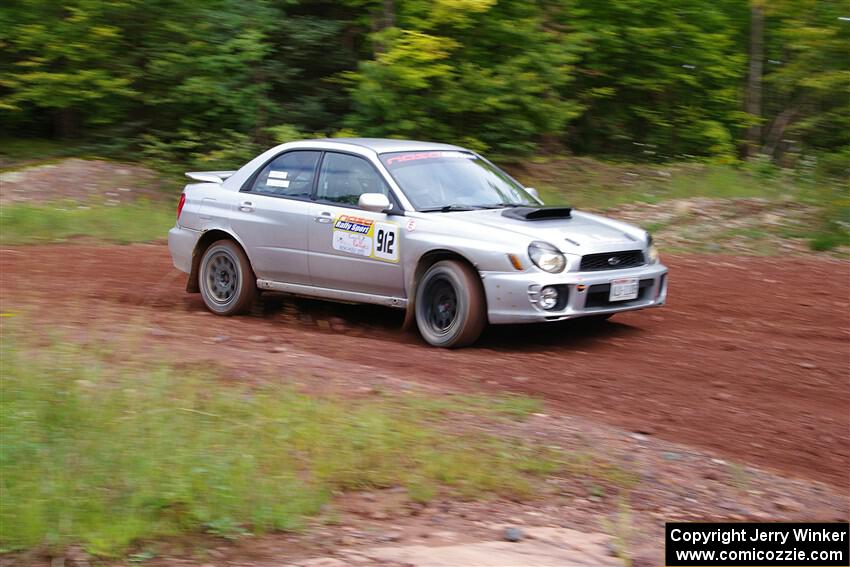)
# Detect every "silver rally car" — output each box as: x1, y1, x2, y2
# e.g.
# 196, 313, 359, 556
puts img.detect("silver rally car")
168, 138, 668, 347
